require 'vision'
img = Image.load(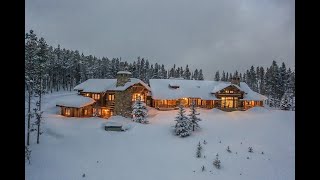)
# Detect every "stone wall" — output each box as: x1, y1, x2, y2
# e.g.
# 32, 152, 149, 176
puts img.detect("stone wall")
116, 74, 130, 87
114, 88, 133, 118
